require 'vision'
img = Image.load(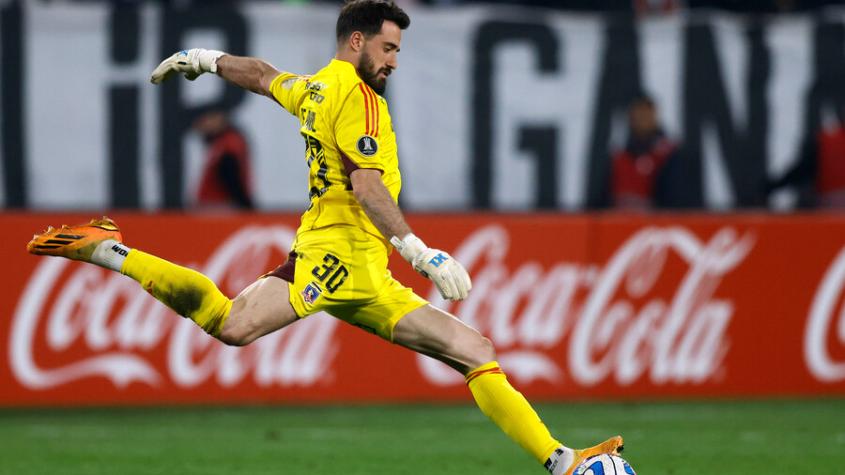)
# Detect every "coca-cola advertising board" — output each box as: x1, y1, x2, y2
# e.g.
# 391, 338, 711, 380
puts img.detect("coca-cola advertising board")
2, 213, 845, 406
